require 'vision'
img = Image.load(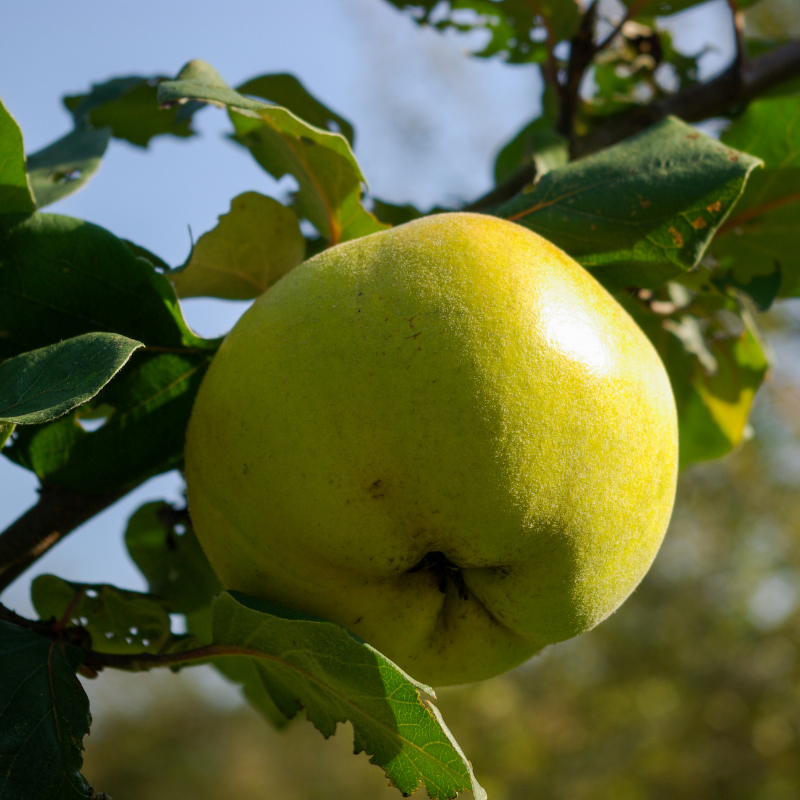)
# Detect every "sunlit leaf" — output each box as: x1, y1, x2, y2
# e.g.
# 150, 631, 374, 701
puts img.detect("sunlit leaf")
170, 192, 305, 300
158, 59, 387, 244
494, 116, 762, 290
207, 591, 486, 800
237, 73, 355, 144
